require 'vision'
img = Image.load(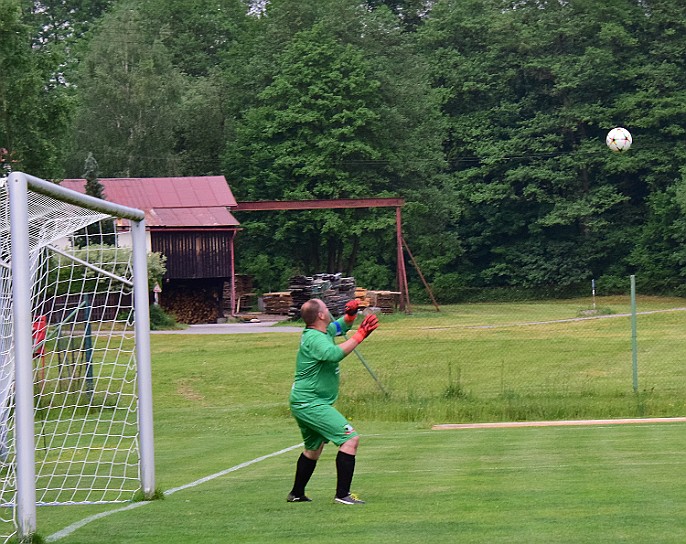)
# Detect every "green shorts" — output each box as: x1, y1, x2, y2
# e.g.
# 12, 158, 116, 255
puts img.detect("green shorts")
290, 403, 358, 451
